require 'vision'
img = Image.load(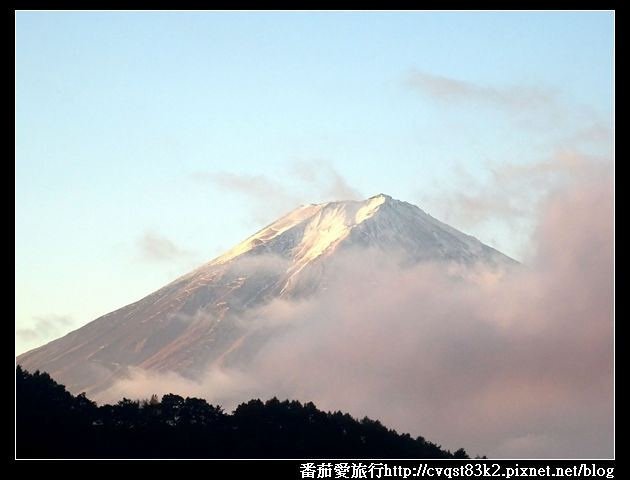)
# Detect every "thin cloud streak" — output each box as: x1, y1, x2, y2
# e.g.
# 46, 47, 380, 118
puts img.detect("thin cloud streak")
196, 172, 300, 206
192, 161, 362, 224
290, 161, 362, 201
405, 70, 558, 113
193, 171, 302, 224
403, 69, 579, 133
16, 314, 75, 353
138, 230, 193, 262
